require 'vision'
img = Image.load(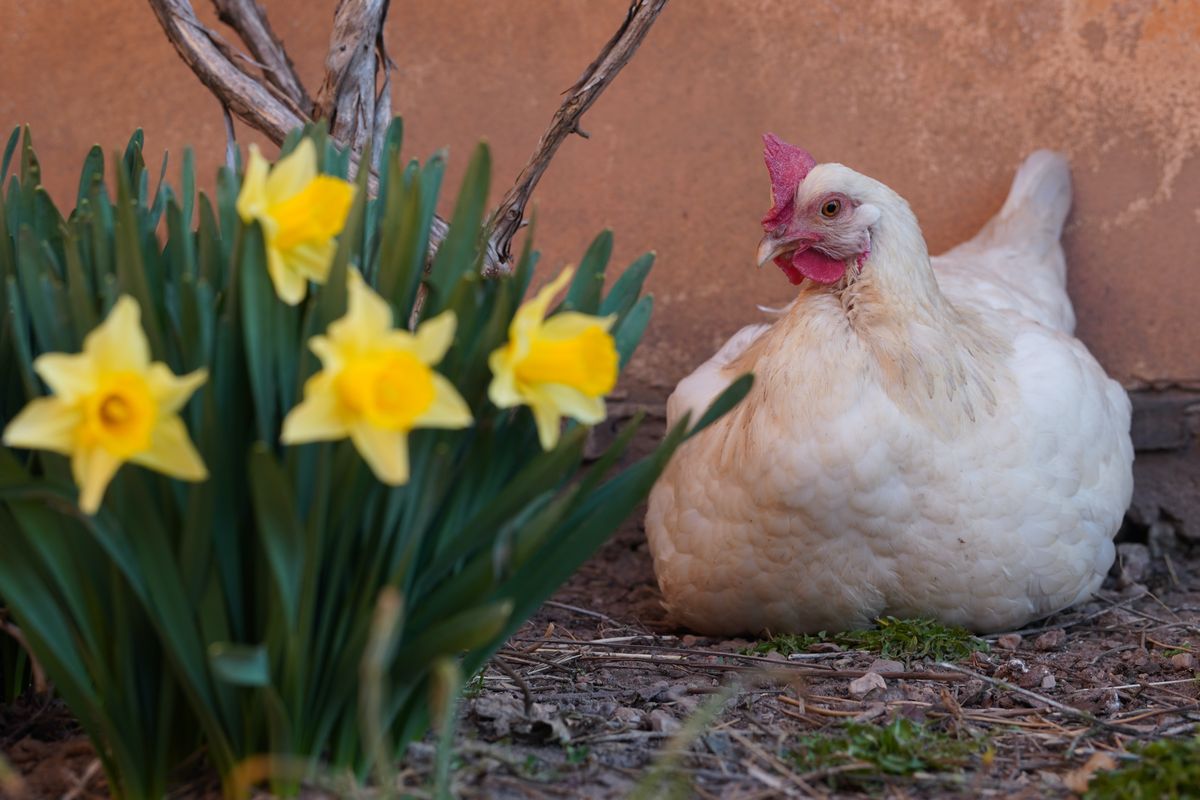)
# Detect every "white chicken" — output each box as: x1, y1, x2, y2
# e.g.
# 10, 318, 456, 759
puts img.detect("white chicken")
645, 135, 1134, 635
